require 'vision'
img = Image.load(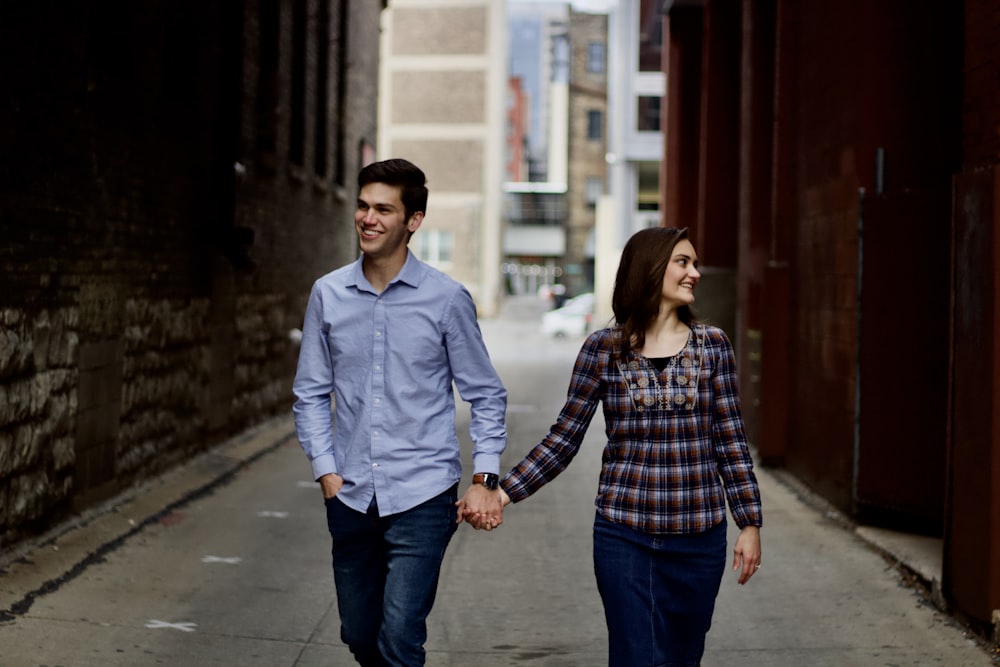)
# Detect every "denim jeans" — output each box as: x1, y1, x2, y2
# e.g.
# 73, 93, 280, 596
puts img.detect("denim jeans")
593, 512, 727, 667
325, 485, 459, 667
